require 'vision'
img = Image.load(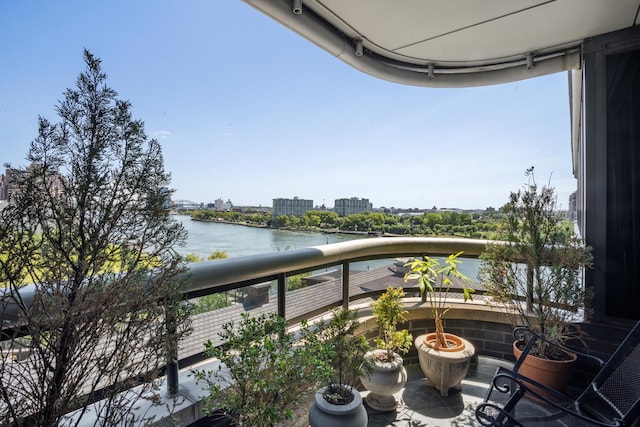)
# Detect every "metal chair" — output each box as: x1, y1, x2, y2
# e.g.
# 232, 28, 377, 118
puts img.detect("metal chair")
476, 321, 640, 426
